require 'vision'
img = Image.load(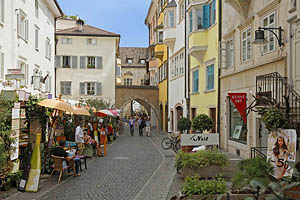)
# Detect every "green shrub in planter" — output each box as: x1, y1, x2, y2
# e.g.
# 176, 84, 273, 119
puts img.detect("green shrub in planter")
262, 108, 286, 132
177, 117, 192, 133
175, 150, 229, 171
182, 176, 227, 197
232, 157, 273, 190
192, 114, 213, 133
